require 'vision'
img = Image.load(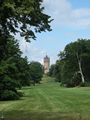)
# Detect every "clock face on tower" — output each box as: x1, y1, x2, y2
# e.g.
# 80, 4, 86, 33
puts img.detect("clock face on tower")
43, 55, 50, 74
